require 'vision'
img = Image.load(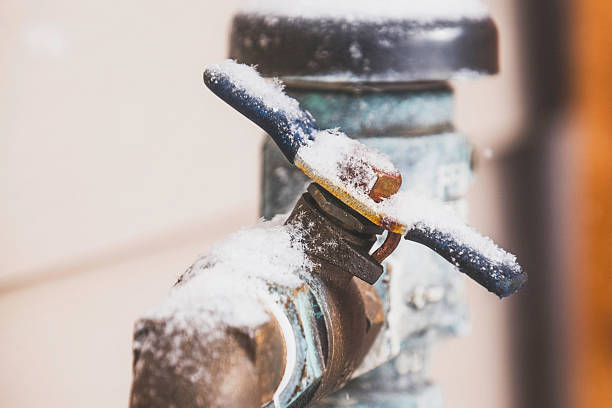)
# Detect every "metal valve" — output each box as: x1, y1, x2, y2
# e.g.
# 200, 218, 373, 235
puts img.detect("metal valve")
203, 60, 527, 299
130, 5, 527, 406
